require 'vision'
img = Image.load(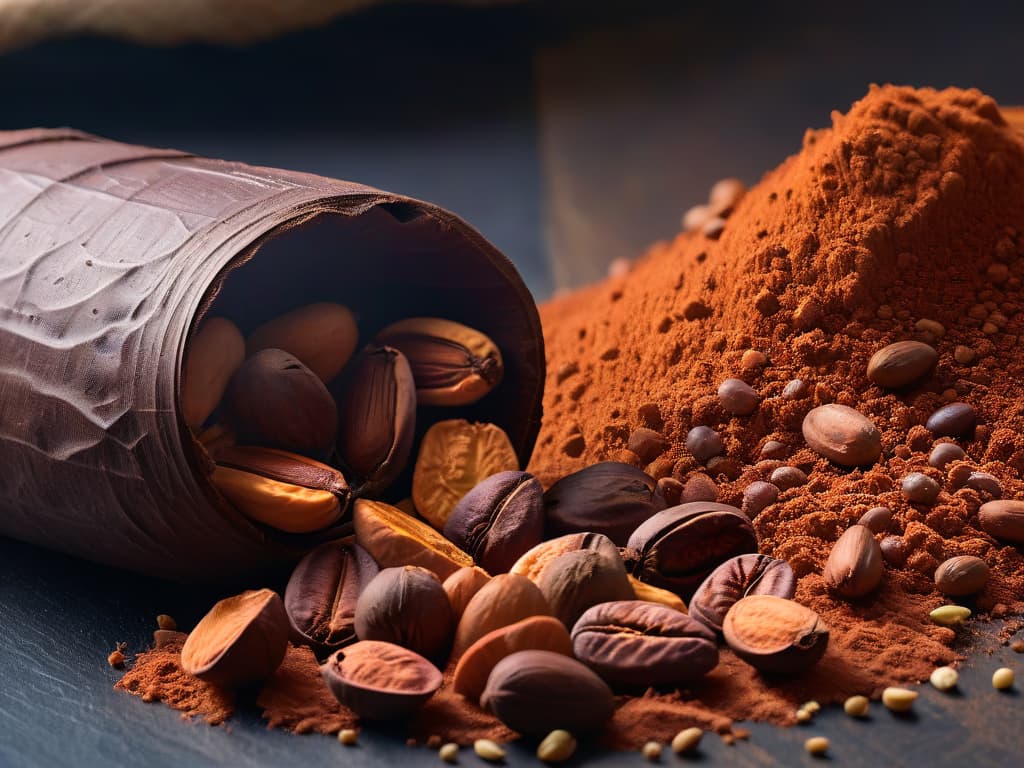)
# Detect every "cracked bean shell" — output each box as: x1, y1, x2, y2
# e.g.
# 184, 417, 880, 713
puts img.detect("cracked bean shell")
688, 554, 796, 634
722, 595, 829, 675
